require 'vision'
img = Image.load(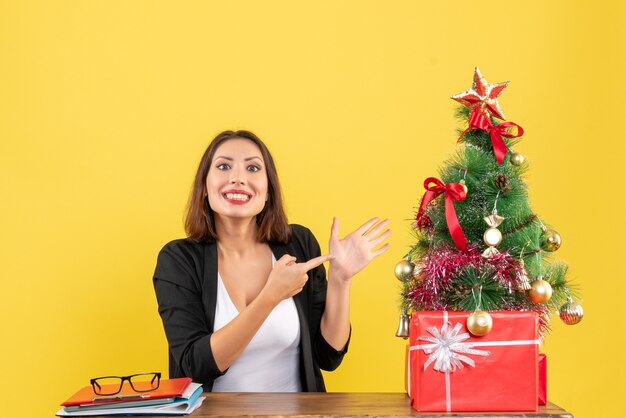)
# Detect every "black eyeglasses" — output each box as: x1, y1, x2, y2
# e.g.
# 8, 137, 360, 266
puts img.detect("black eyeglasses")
90, 372, 161, 396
